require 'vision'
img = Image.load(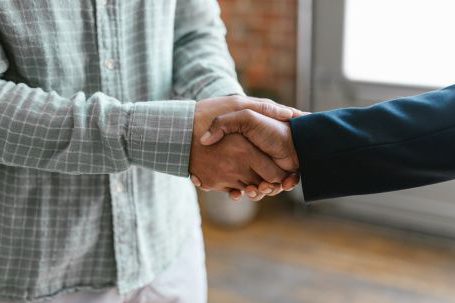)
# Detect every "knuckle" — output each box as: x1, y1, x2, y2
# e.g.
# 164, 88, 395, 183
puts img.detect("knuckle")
241, 109, 255, 119
231, 96, 244, 110
258, 182, 270, 192
210, 116, 221, 128
259, 102, 270, 112
260, 102, 276, 116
